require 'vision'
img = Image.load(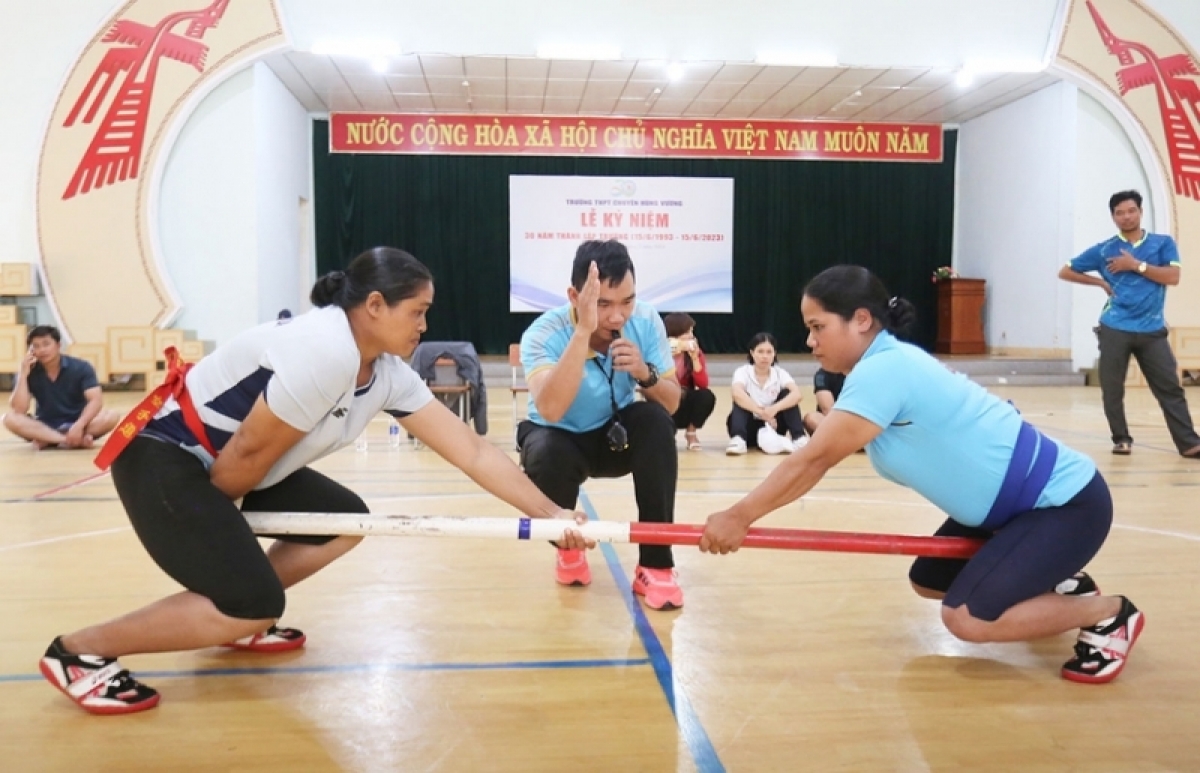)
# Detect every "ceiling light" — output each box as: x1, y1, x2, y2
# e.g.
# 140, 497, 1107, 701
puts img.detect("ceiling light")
754, 51, 839, 68
954, 69, 974, 87
536, 43, 621, 61
371, 58, 388, 74
963, 58, 1046, 74
666, 62, 685, 81
829, 89, 863, 112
